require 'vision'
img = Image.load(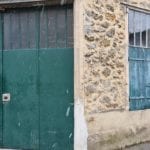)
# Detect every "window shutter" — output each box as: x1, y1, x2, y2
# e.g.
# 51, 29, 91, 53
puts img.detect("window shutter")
144, 49, 150, 108
129, 46, 150, 110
